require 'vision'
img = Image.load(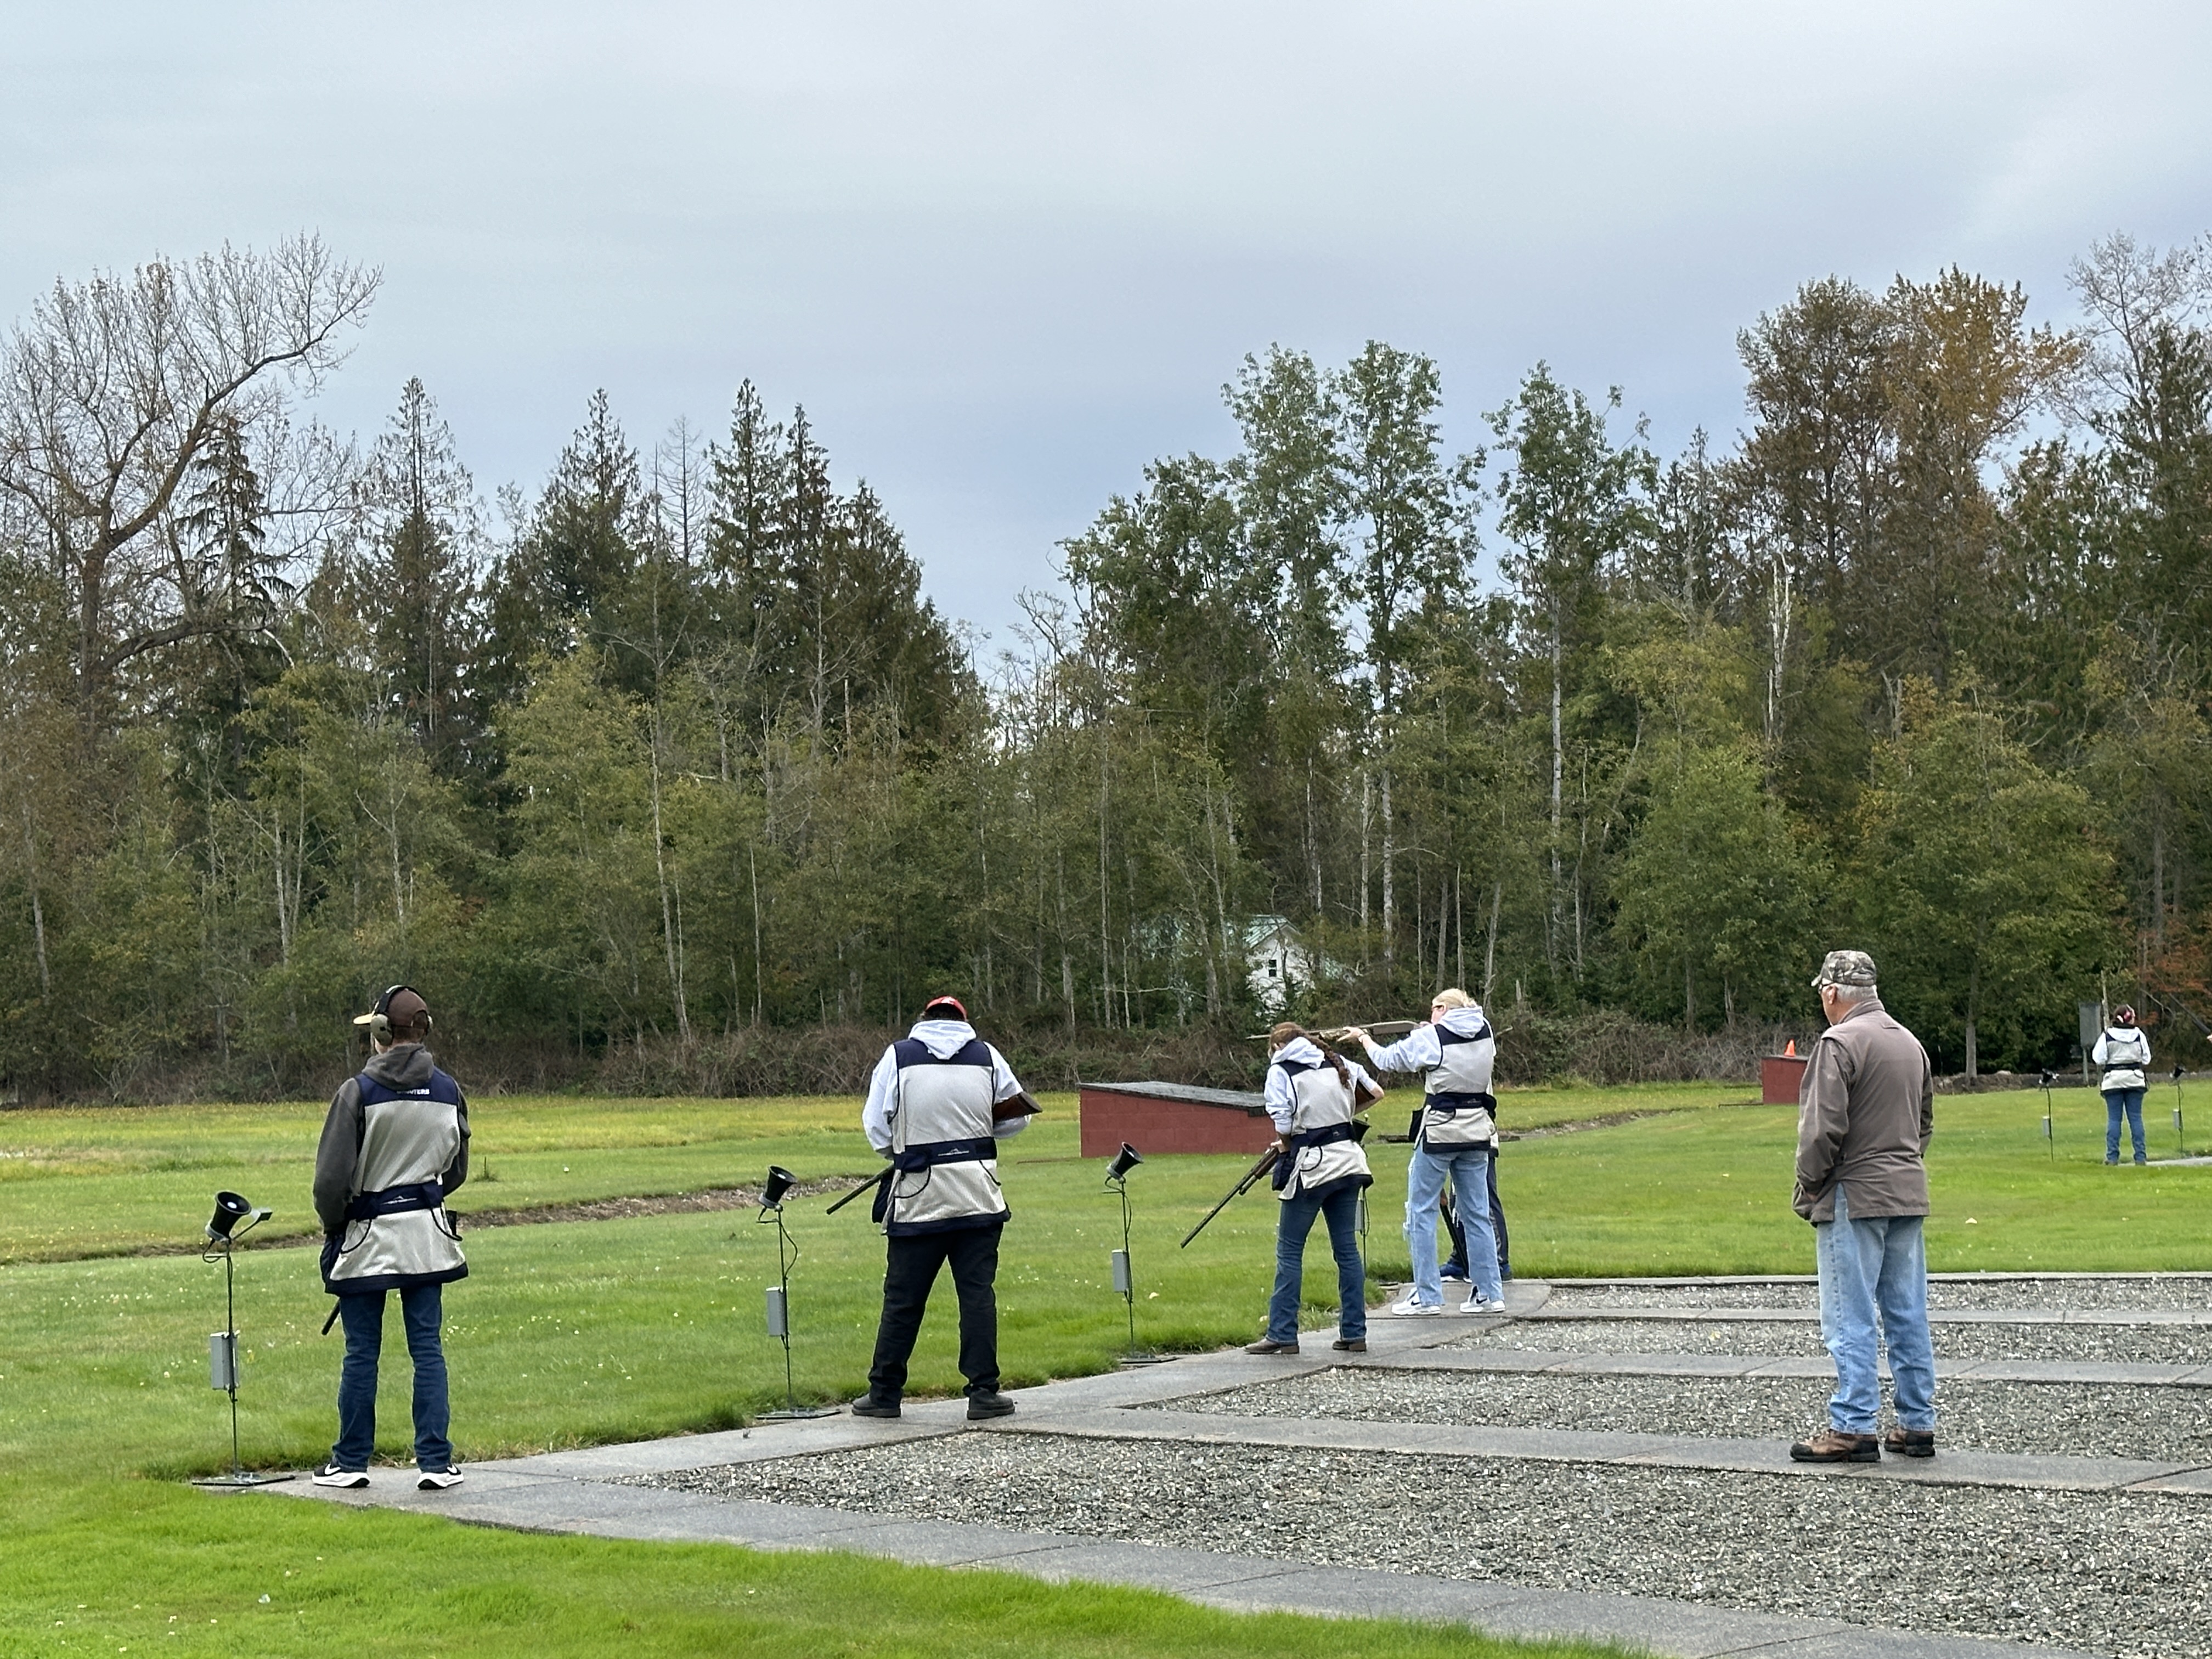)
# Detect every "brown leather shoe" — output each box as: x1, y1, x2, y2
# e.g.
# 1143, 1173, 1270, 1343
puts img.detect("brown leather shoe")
1331, 1338, 1367, 1352
1882, 1425, 1935, 1458
1789, 1427, 1881, 1463
1244, 1338, 1300, 1355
